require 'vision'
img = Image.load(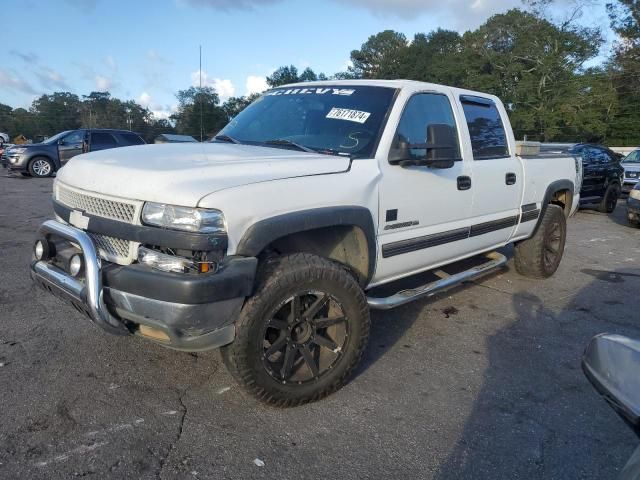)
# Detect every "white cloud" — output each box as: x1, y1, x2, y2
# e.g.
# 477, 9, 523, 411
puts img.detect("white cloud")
179, 0, 281, 11
245, 75, 268, 95
138, 91, 152, 108
34, 66, 70, 90
0, 69, 37, 95
335, 0, 521, 29
190, 70, 236, 100
137, 91, 176, 120
95, 75, 113, 91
